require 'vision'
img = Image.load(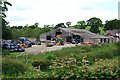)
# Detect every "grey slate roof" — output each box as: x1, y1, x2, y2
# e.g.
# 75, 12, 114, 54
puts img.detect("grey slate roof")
59, 28, 111, 39
106, 29, 120, 36
40, 28, 112, 39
